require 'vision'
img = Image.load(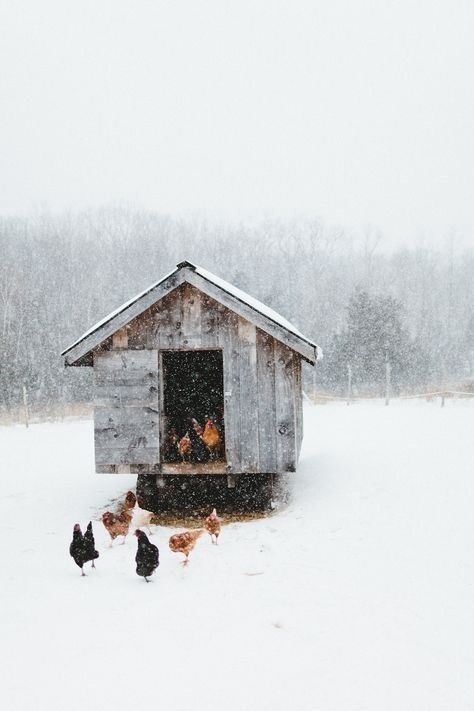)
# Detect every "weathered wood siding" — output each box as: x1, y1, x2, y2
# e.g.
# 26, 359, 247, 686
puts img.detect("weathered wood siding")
294, 357, 303, 459
238, 319, 259, 471
256, 329, 276, 472
93, 350, 159, 472
219, 309, 241, 471
94, 283, 303, 474
274, 341, 297, 472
